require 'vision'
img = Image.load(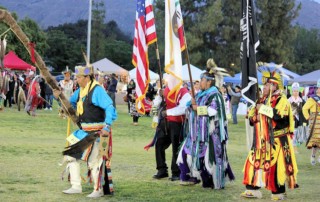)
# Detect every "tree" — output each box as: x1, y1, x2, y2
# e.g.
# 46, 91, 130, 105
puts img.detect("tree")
212, 0, 241, 73
255, 0, 301, 69
0, 13, 48, 66
153, 0, 223, 70
91, 0, 107, 62
184, 0, 223, 66
44, 18, 132, 72
104, 39, 133, 70
45, 30, 82, 73
47, 19, 88, 45
293, 26, 320, 74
